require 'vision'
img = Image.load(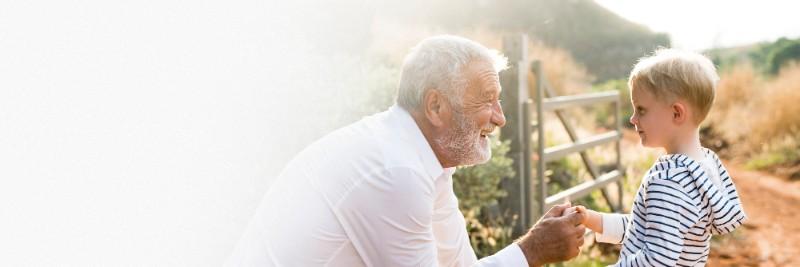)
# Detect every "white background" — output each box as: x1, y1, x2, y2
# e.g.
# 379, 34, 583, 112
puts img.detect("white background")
0, 0, 359, 265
